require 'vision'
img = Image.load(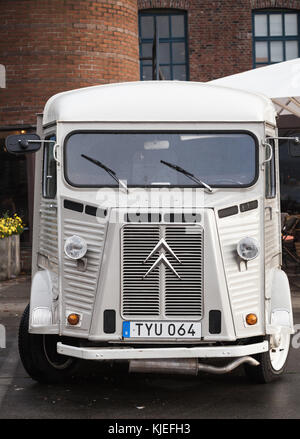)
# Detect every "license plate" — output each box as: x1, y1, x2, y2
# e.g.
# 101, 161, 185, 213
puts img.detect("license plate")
122, 321, 201, 339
